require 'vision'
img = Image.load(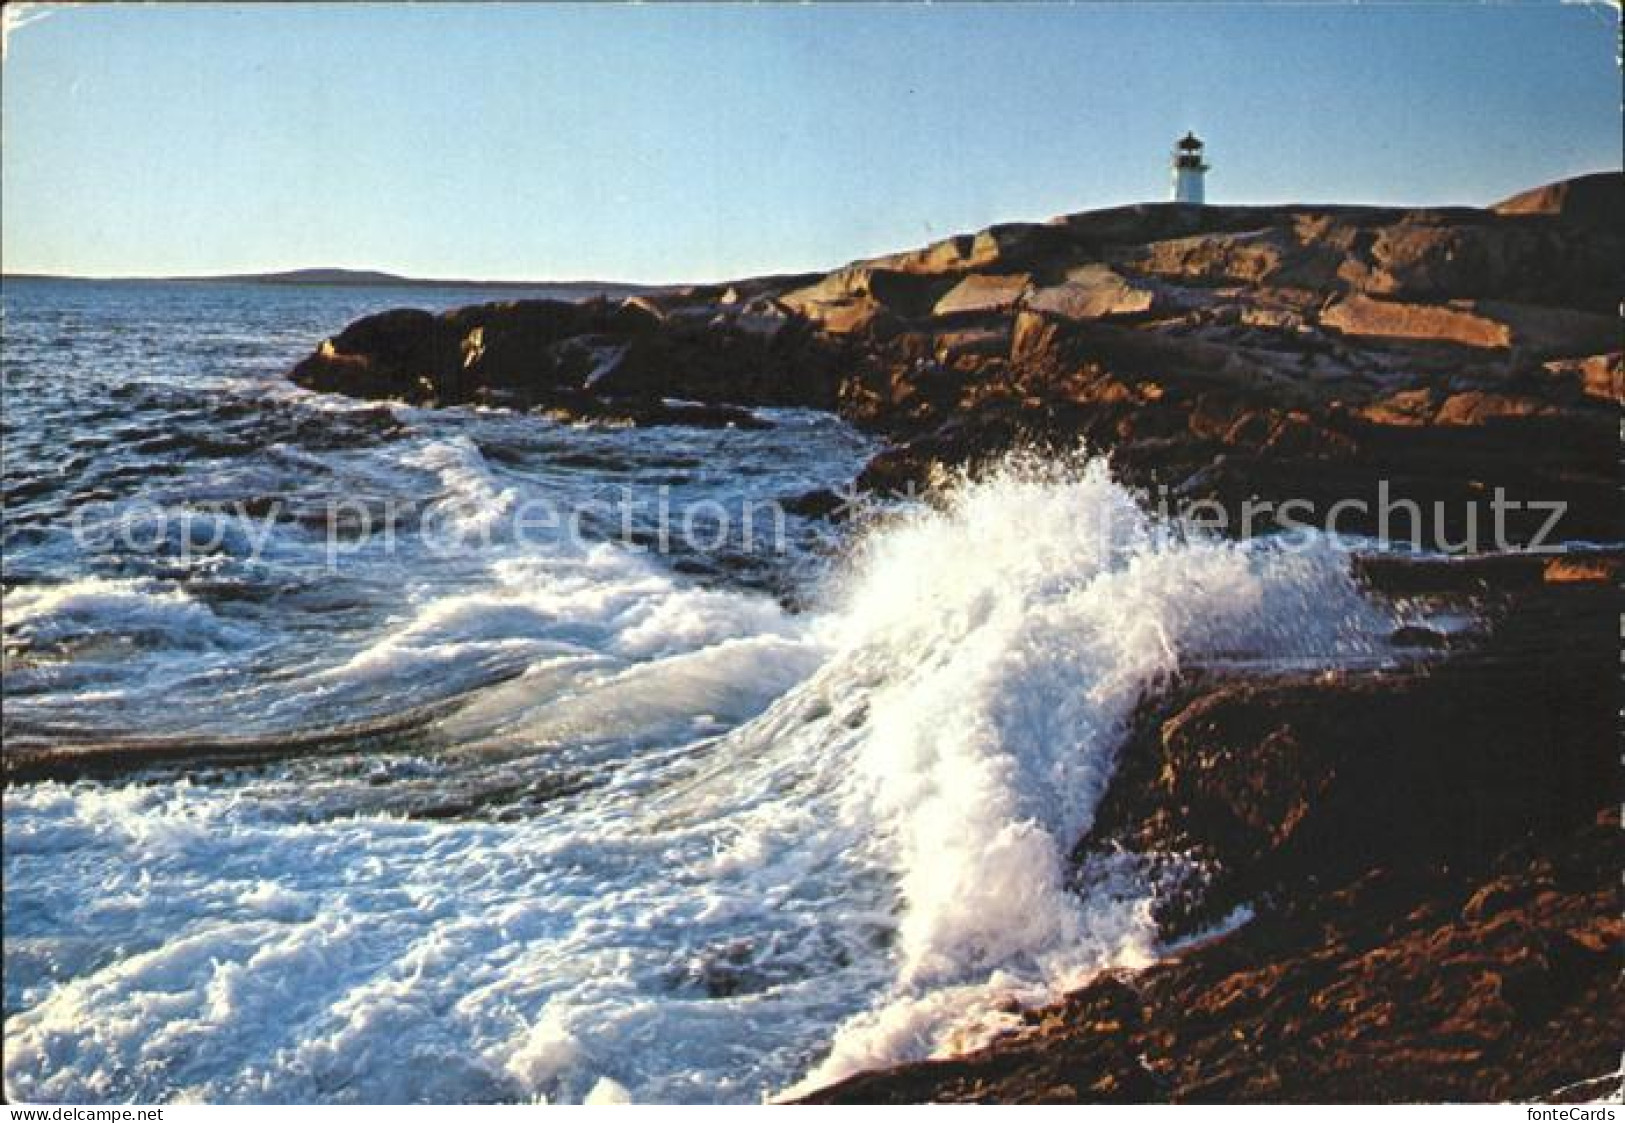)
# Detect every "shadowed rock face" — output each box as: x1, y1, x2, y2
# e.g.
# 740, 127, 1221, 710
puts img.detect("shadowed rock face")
289, 171, 1622, 544
1493, 170, 1625, 226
